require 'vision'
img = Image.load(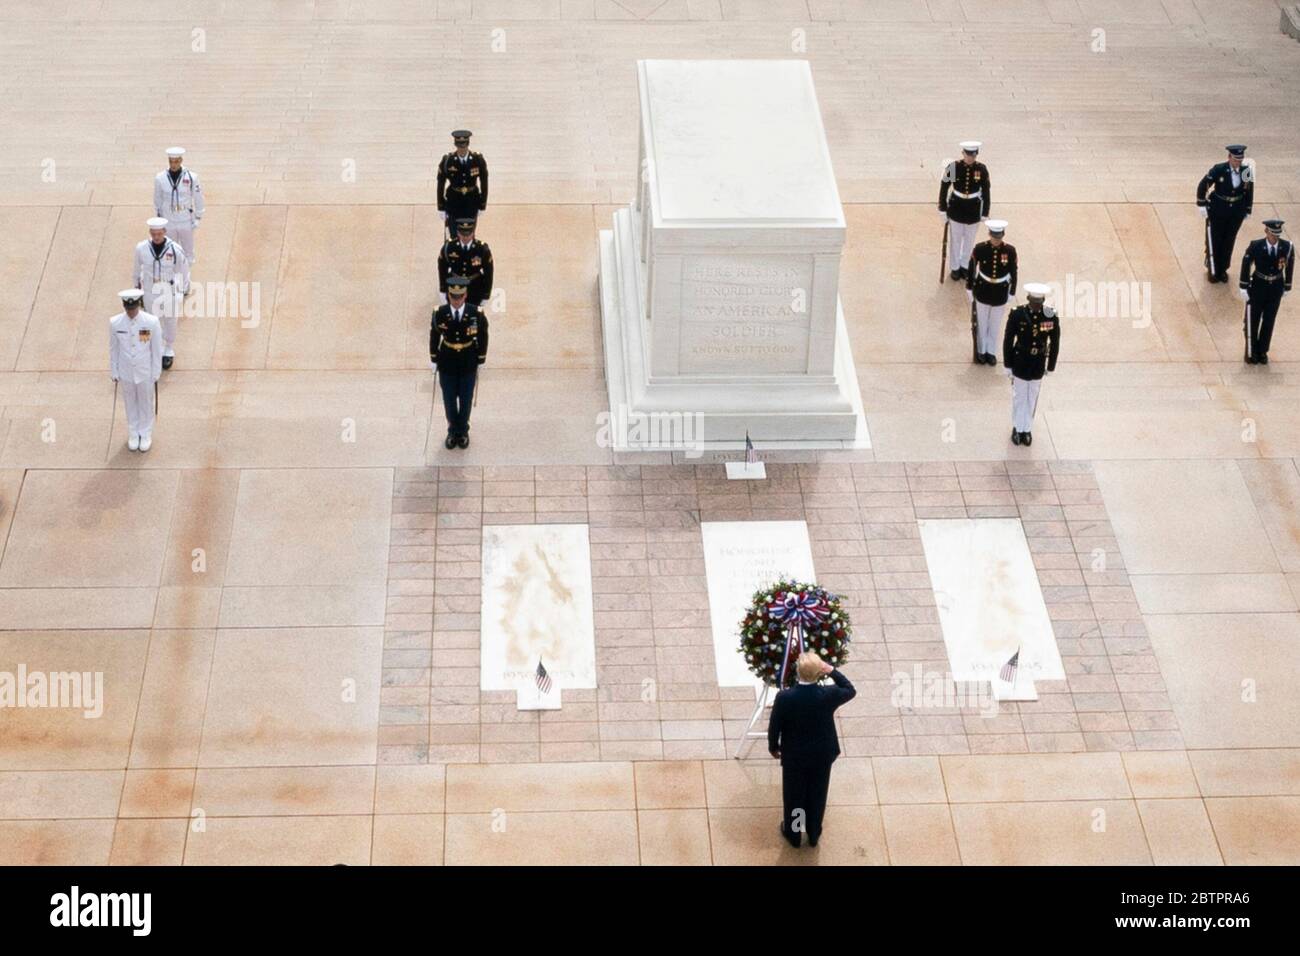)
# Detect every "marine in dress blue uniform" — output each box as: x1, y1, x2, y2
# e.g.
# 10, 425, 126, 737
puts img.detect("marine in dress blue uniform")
1003, 283, 1060, 446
